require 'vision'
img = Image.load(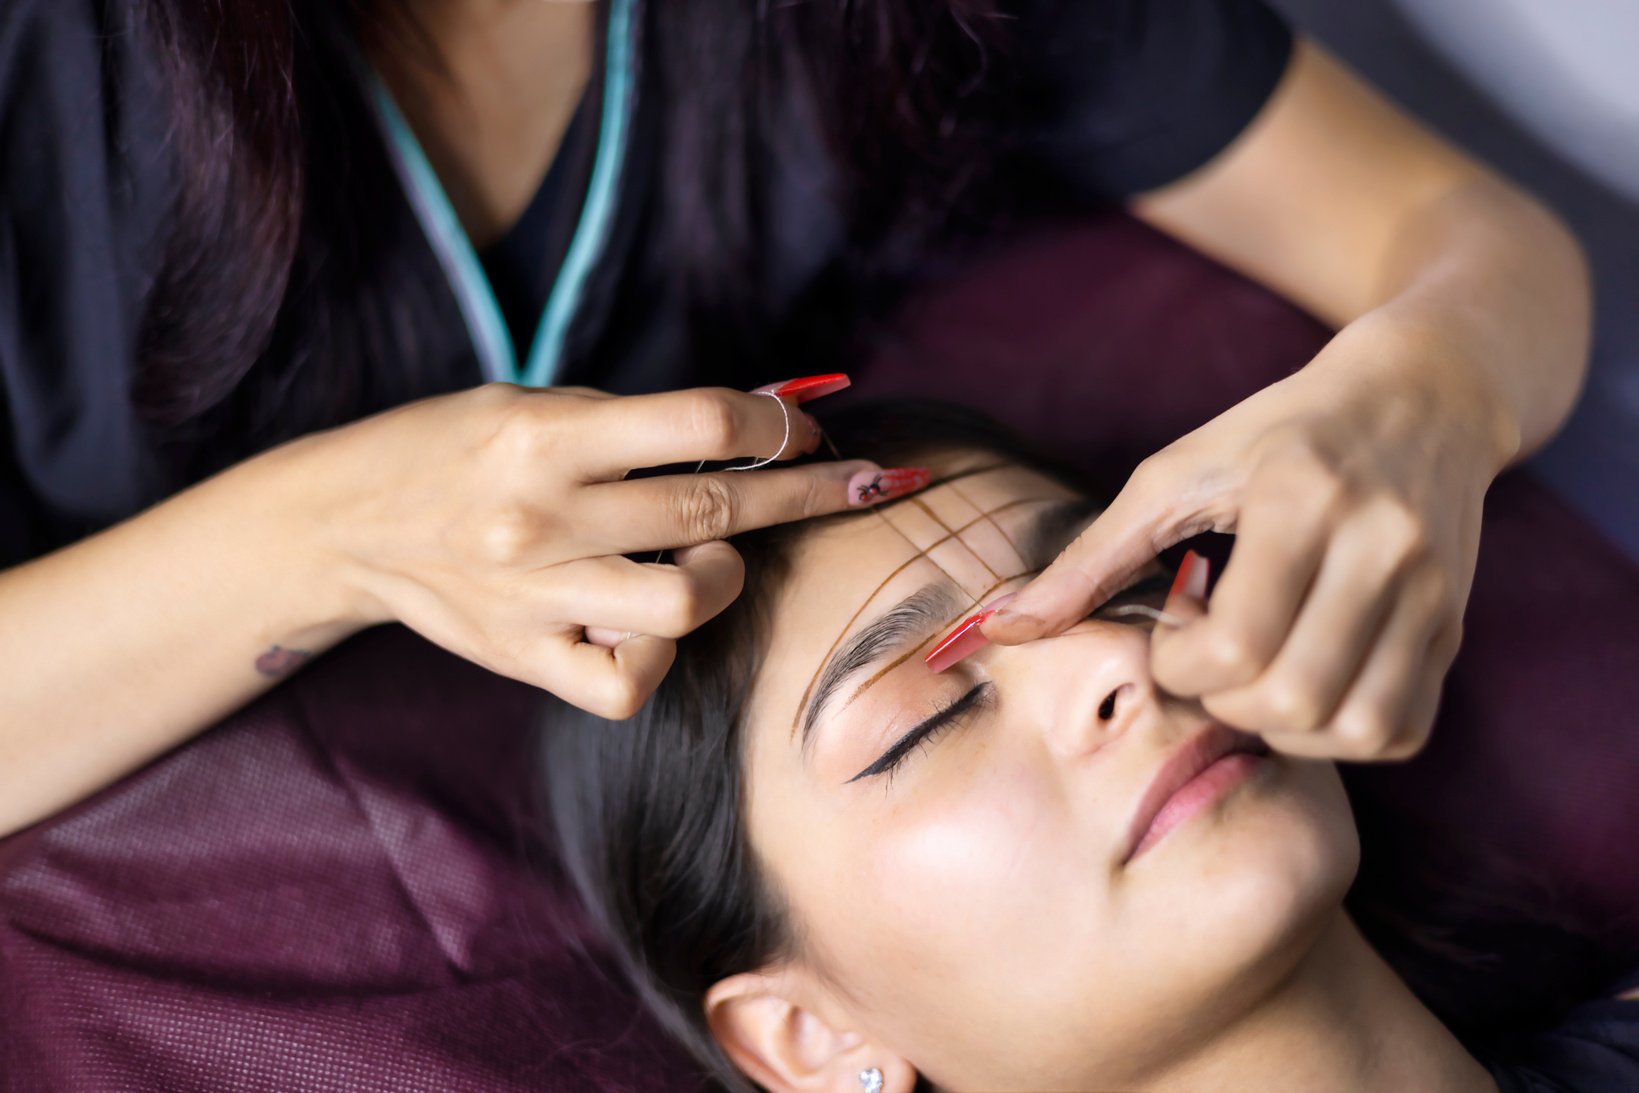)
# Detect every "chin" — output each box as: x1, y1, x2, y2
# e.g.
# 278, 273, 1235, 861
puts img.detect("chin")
1124, 757, 1359, 1004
